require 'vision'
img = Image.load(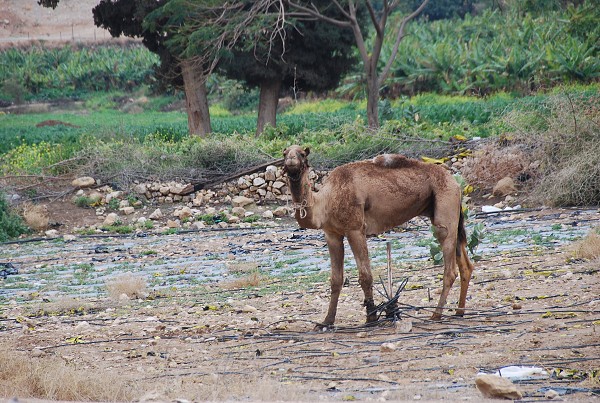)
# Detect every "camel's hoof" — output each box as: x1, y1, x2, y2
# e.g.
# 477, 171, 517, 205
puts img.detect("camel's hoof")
430, 313, 442, 321
454, 311, 465, 317
314, 323, 334, 332
366, 314, 378, 323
